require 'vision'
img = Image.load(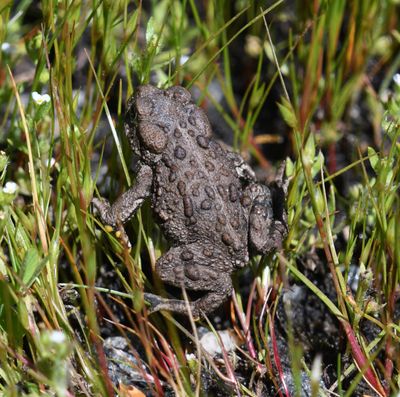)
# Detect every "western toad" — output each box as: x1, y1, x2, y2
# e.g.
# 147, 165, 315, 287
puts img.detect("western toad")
93, 85, 287, 317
